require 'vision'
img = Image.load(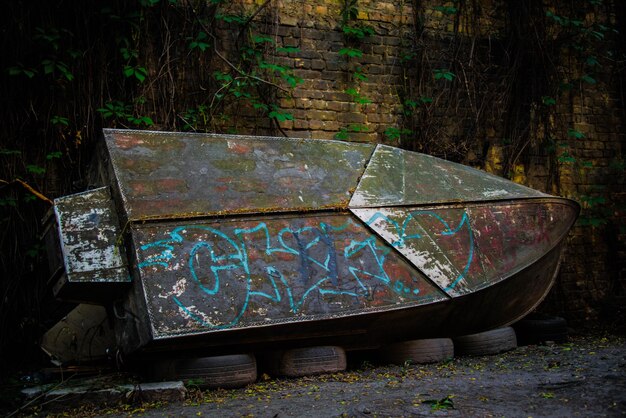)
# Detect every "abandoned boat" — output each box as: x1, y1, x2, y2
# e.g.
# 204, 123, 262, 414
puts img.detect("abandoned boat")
44, 129, 579, 357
